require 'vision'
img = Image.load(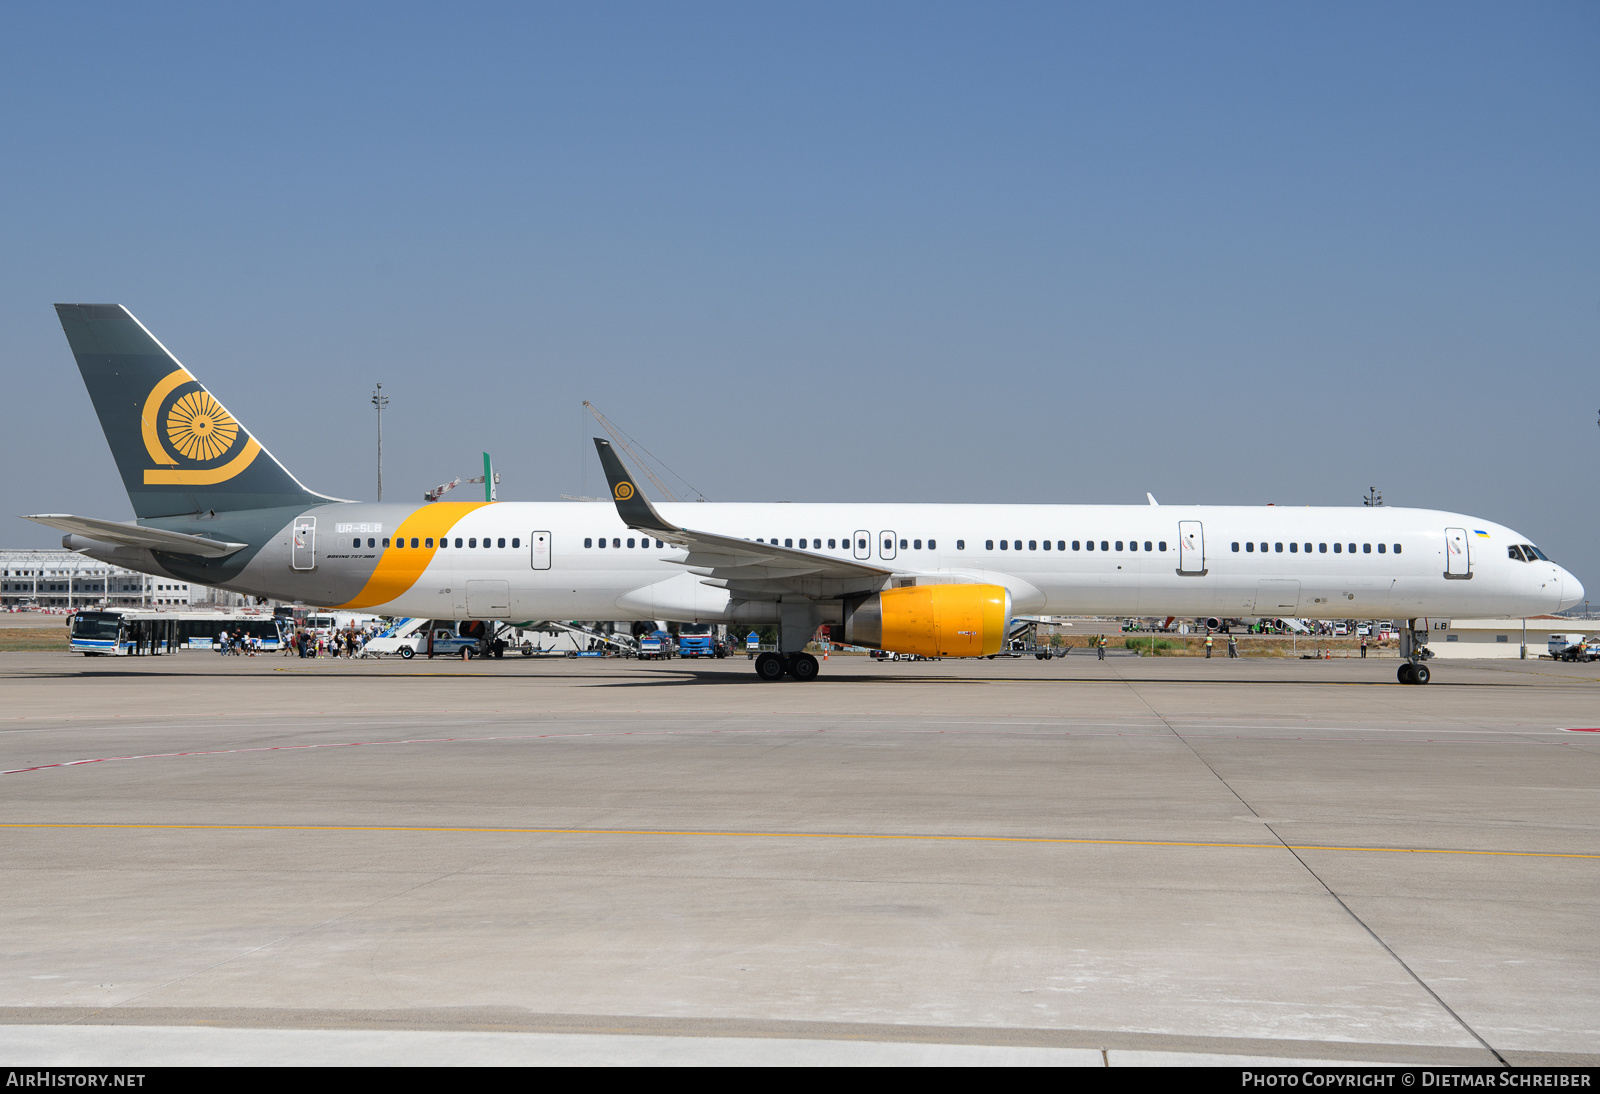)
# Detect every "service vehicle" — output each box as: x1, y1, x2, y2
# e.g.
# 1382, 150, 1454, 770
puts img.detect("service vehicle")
676, 623, 724, 658
638, 629, 675, 660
